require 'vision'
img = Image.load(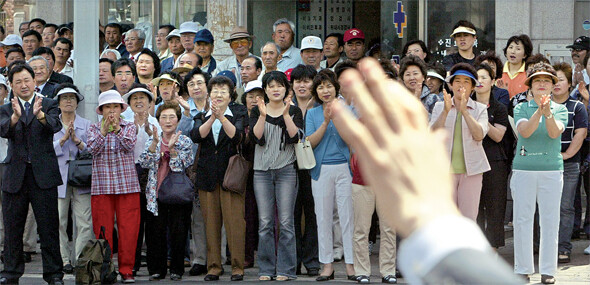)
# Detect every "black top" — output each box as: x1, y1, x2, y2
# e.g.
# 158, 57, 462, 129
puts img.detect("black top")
48, 71, 73, 85
442, 52, 476, 71
559, 97, 588, 163
481, 95, 509, 161
190, 102, 247, 192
